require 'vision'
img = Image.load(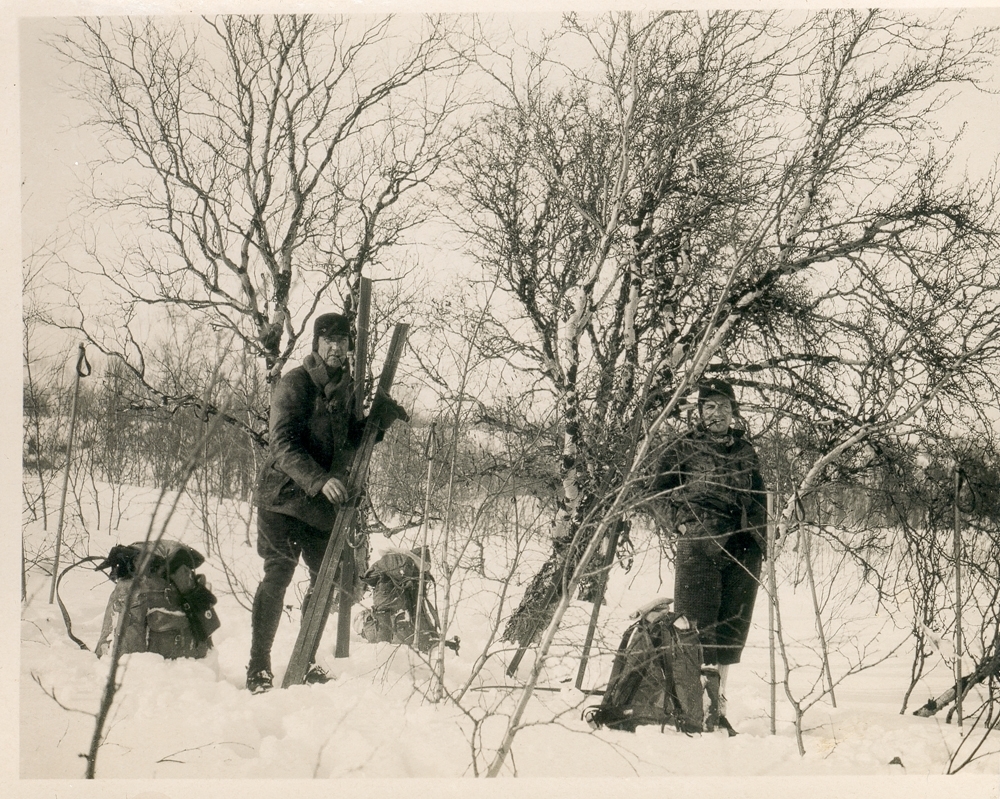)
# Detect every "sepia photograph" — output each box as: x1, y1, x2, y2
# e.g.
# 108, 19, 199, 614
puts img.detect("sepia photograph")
10, 1, 1000, 793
